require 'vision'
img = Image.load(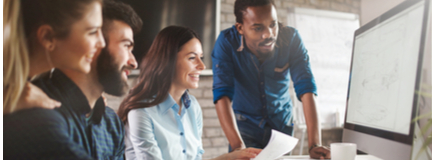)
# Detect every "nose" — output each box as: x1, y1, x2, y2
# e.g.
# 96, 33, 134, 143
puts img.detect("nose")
197, 57, 206, 70
128, 52, 138, 69
97, 29, 106, 48
262, 27, 274, 39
